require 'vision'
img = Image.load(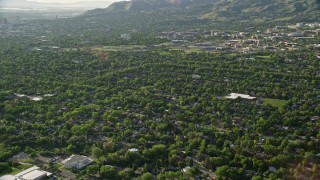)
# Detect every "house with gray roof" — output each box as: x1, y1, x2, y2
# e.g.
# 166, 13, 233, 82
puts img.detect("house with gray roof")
62, 155, 93, 170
